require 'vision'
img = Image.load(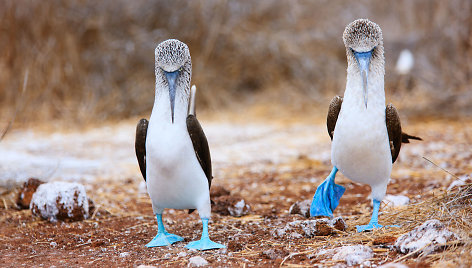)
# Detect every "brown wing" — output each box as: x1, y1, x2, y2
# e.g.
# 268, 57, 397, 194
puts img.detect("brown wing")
186, 114, 212, 188
327, 96, 343, 140
186, 114, 212, 214
385, 104, 403, 163
385, 104, 423, 163
135, 119, 148, 181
